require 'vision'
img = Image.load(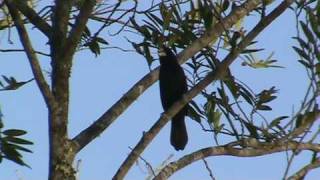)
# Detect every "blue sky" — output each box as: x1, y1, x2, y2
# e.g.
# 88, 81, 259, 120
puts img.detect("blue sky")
0, 1, 319, 180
